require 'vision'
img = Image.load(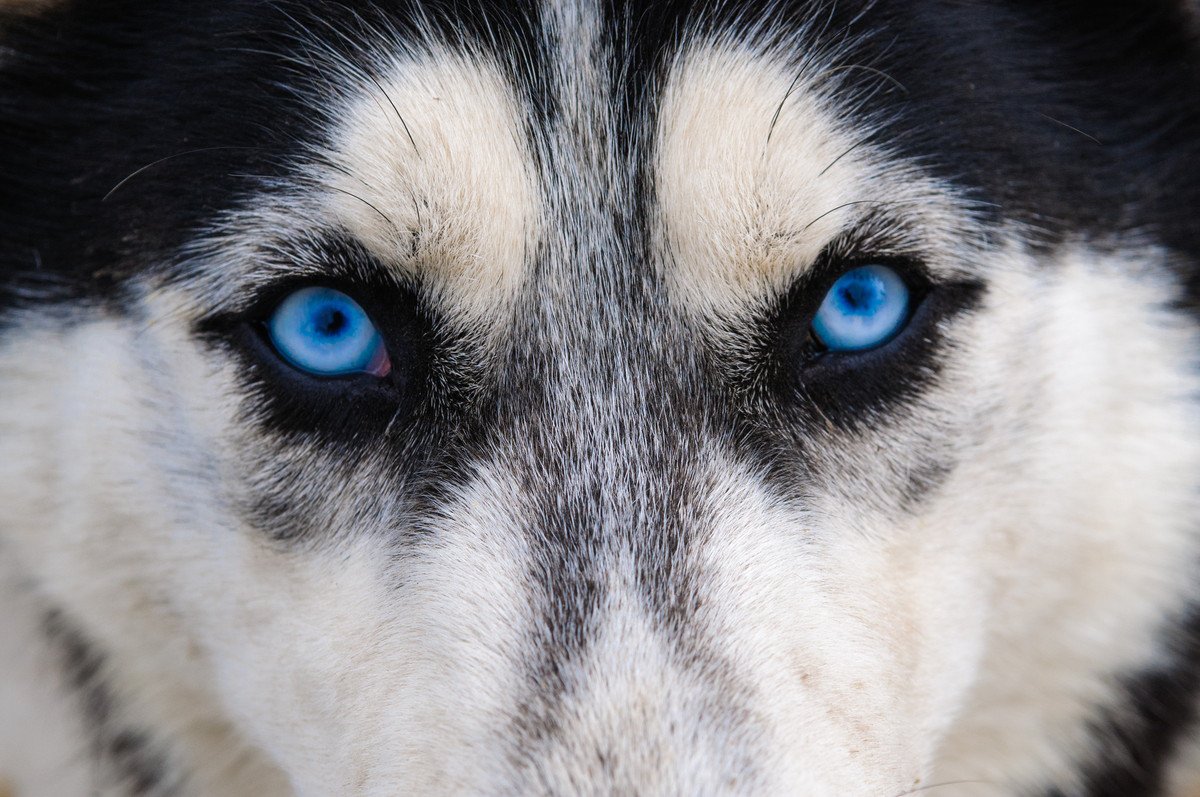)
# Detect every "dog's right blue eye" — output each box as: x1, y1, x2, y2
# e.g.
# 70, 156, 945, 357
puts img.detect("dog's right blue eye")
267, 287, 391, 377
811, 265, 911, 352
